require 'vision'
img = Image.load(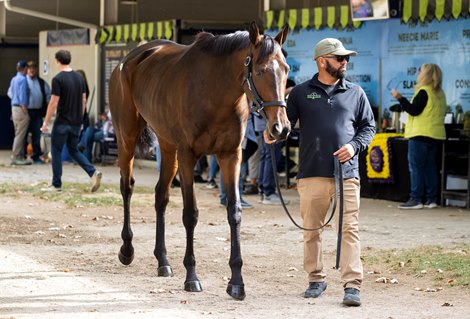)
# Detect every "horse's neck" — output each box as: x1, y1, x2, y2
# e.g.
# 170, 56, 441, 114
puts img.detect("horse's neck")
212, 52, 247, 99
